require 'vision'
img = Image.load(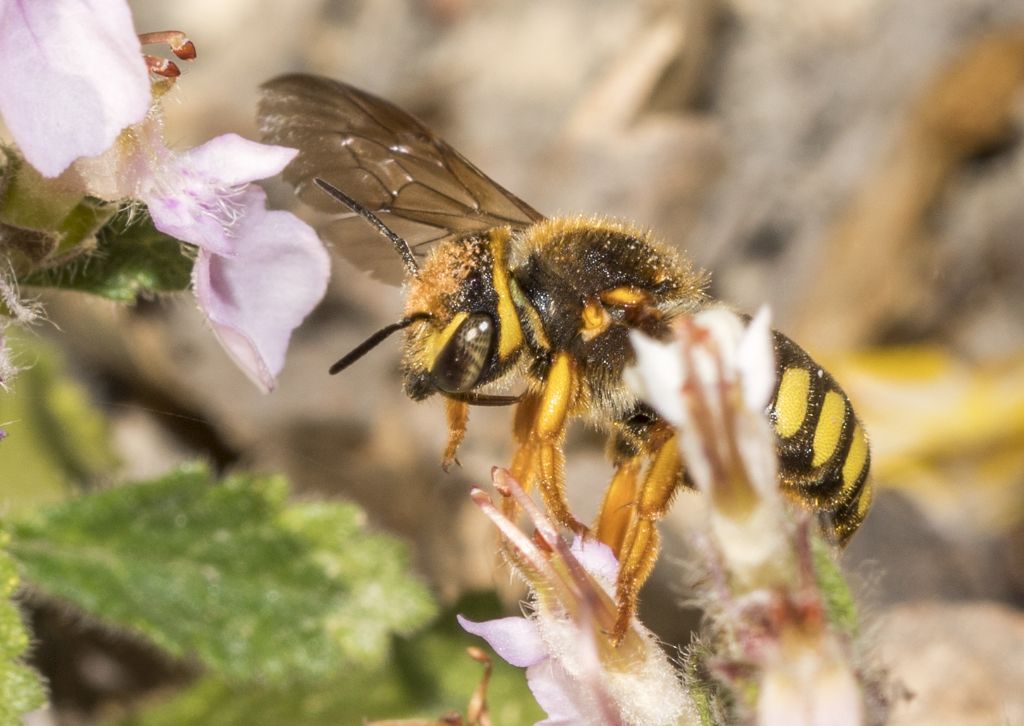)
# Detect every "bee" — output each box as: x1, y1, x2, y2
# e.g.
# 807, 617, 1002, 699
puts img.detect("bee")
258, 74, 872, 639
